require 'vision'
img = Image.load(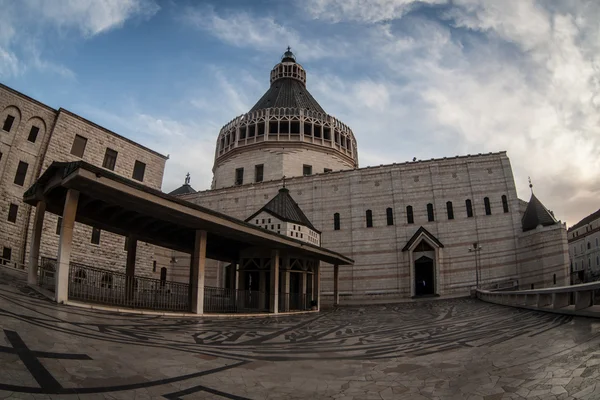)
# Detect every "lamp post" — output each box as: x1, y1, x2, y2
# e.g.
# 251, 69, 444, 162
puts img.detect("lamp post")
469, 242, 482, 289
